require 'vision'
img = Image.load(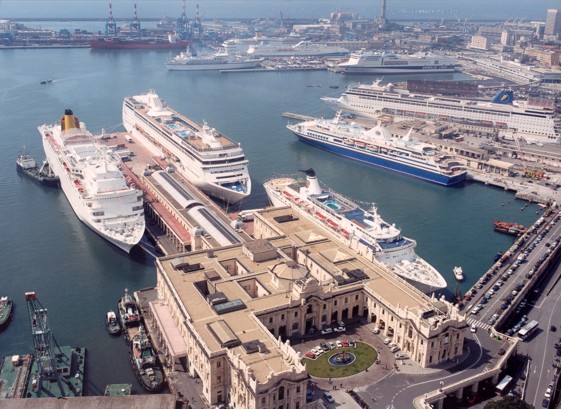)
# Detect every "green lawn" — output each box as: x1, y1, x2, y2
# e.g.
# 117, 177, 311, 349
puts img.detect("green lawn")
302, 342, 377, 378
